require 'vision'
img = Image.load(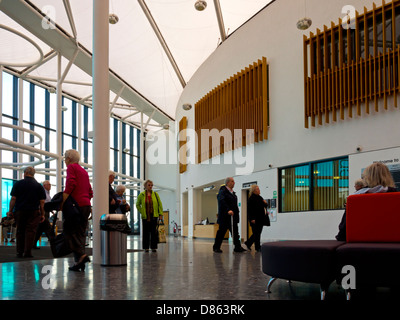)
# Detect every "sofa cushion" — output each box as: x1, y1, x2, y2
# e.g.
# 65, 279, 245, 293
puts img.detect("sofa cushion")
346, 192, 400, 242
336, 242, 400, 287
262, 240, 345, 284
